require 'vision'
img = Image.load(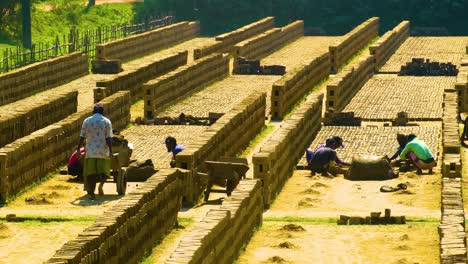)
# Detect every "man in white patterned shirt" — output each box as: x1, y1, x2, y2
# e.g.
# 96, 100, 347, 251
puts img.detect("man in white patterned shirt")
77, 104, 113, 199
